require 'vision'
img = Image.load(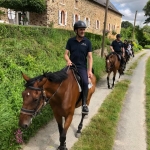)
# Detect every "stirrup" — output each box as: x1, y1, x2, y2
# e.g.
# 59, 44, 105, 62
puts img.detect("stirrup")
82, 105, 89, 114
